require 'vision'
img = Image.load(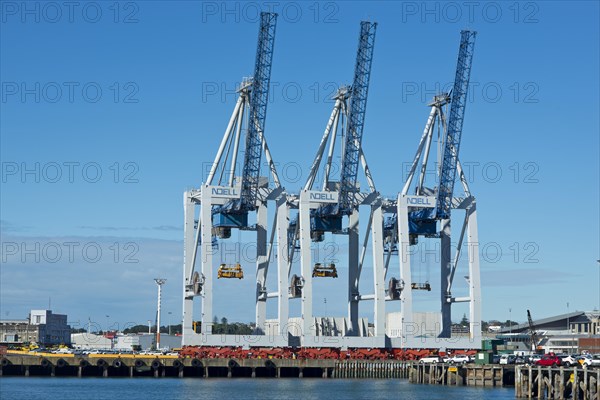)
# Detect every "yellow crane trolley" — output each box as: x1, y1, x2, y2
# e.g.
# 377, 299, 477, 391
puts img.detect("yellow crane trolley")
217, 263, 244, 279
312, 263, 338, 278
